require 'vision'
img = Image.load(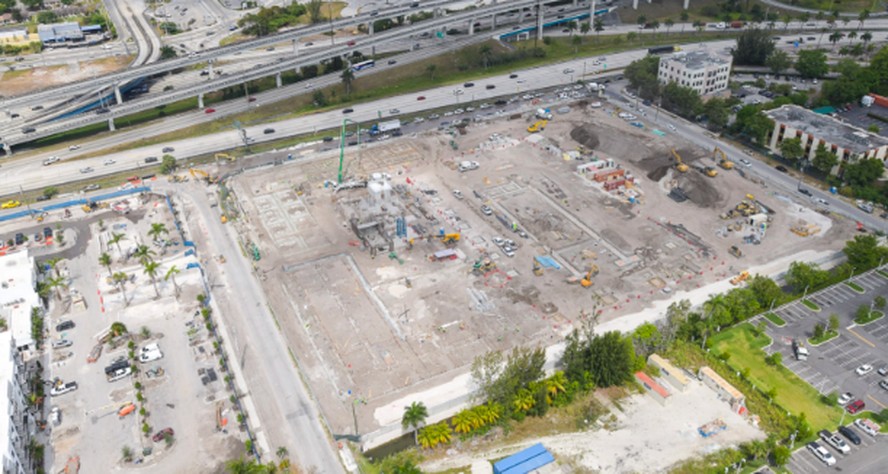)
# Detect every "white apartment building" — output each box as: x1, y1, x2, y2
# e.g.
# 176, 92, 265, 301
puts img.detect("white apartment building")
766, 105, 888, 175
1, 331, 35, 474
0, 250, 39, 352
657, 49, 732, 96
